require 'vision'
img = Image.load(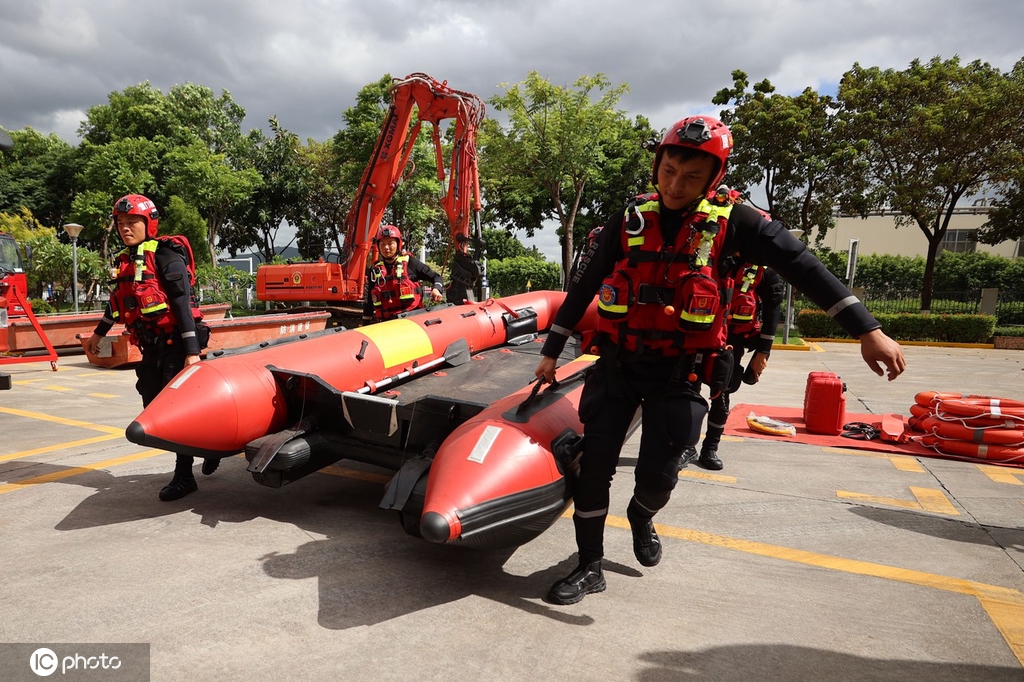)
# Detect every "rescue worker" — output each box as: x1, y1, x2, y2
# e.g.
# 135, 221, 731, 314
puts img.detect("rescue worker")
361, 225, 444, 324
693, 261, 786, 470
534, 115, 905, 605
84, 195, 212, 501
